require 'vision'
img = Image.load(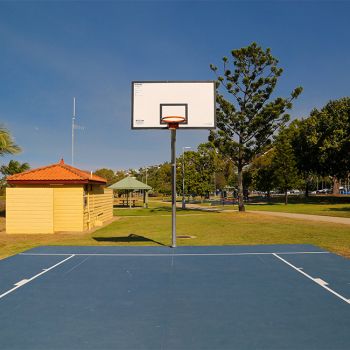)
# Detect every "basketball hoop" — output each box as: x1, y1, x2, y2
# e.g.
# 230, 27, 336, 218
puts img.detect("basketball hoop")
161, 115, 186, 129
